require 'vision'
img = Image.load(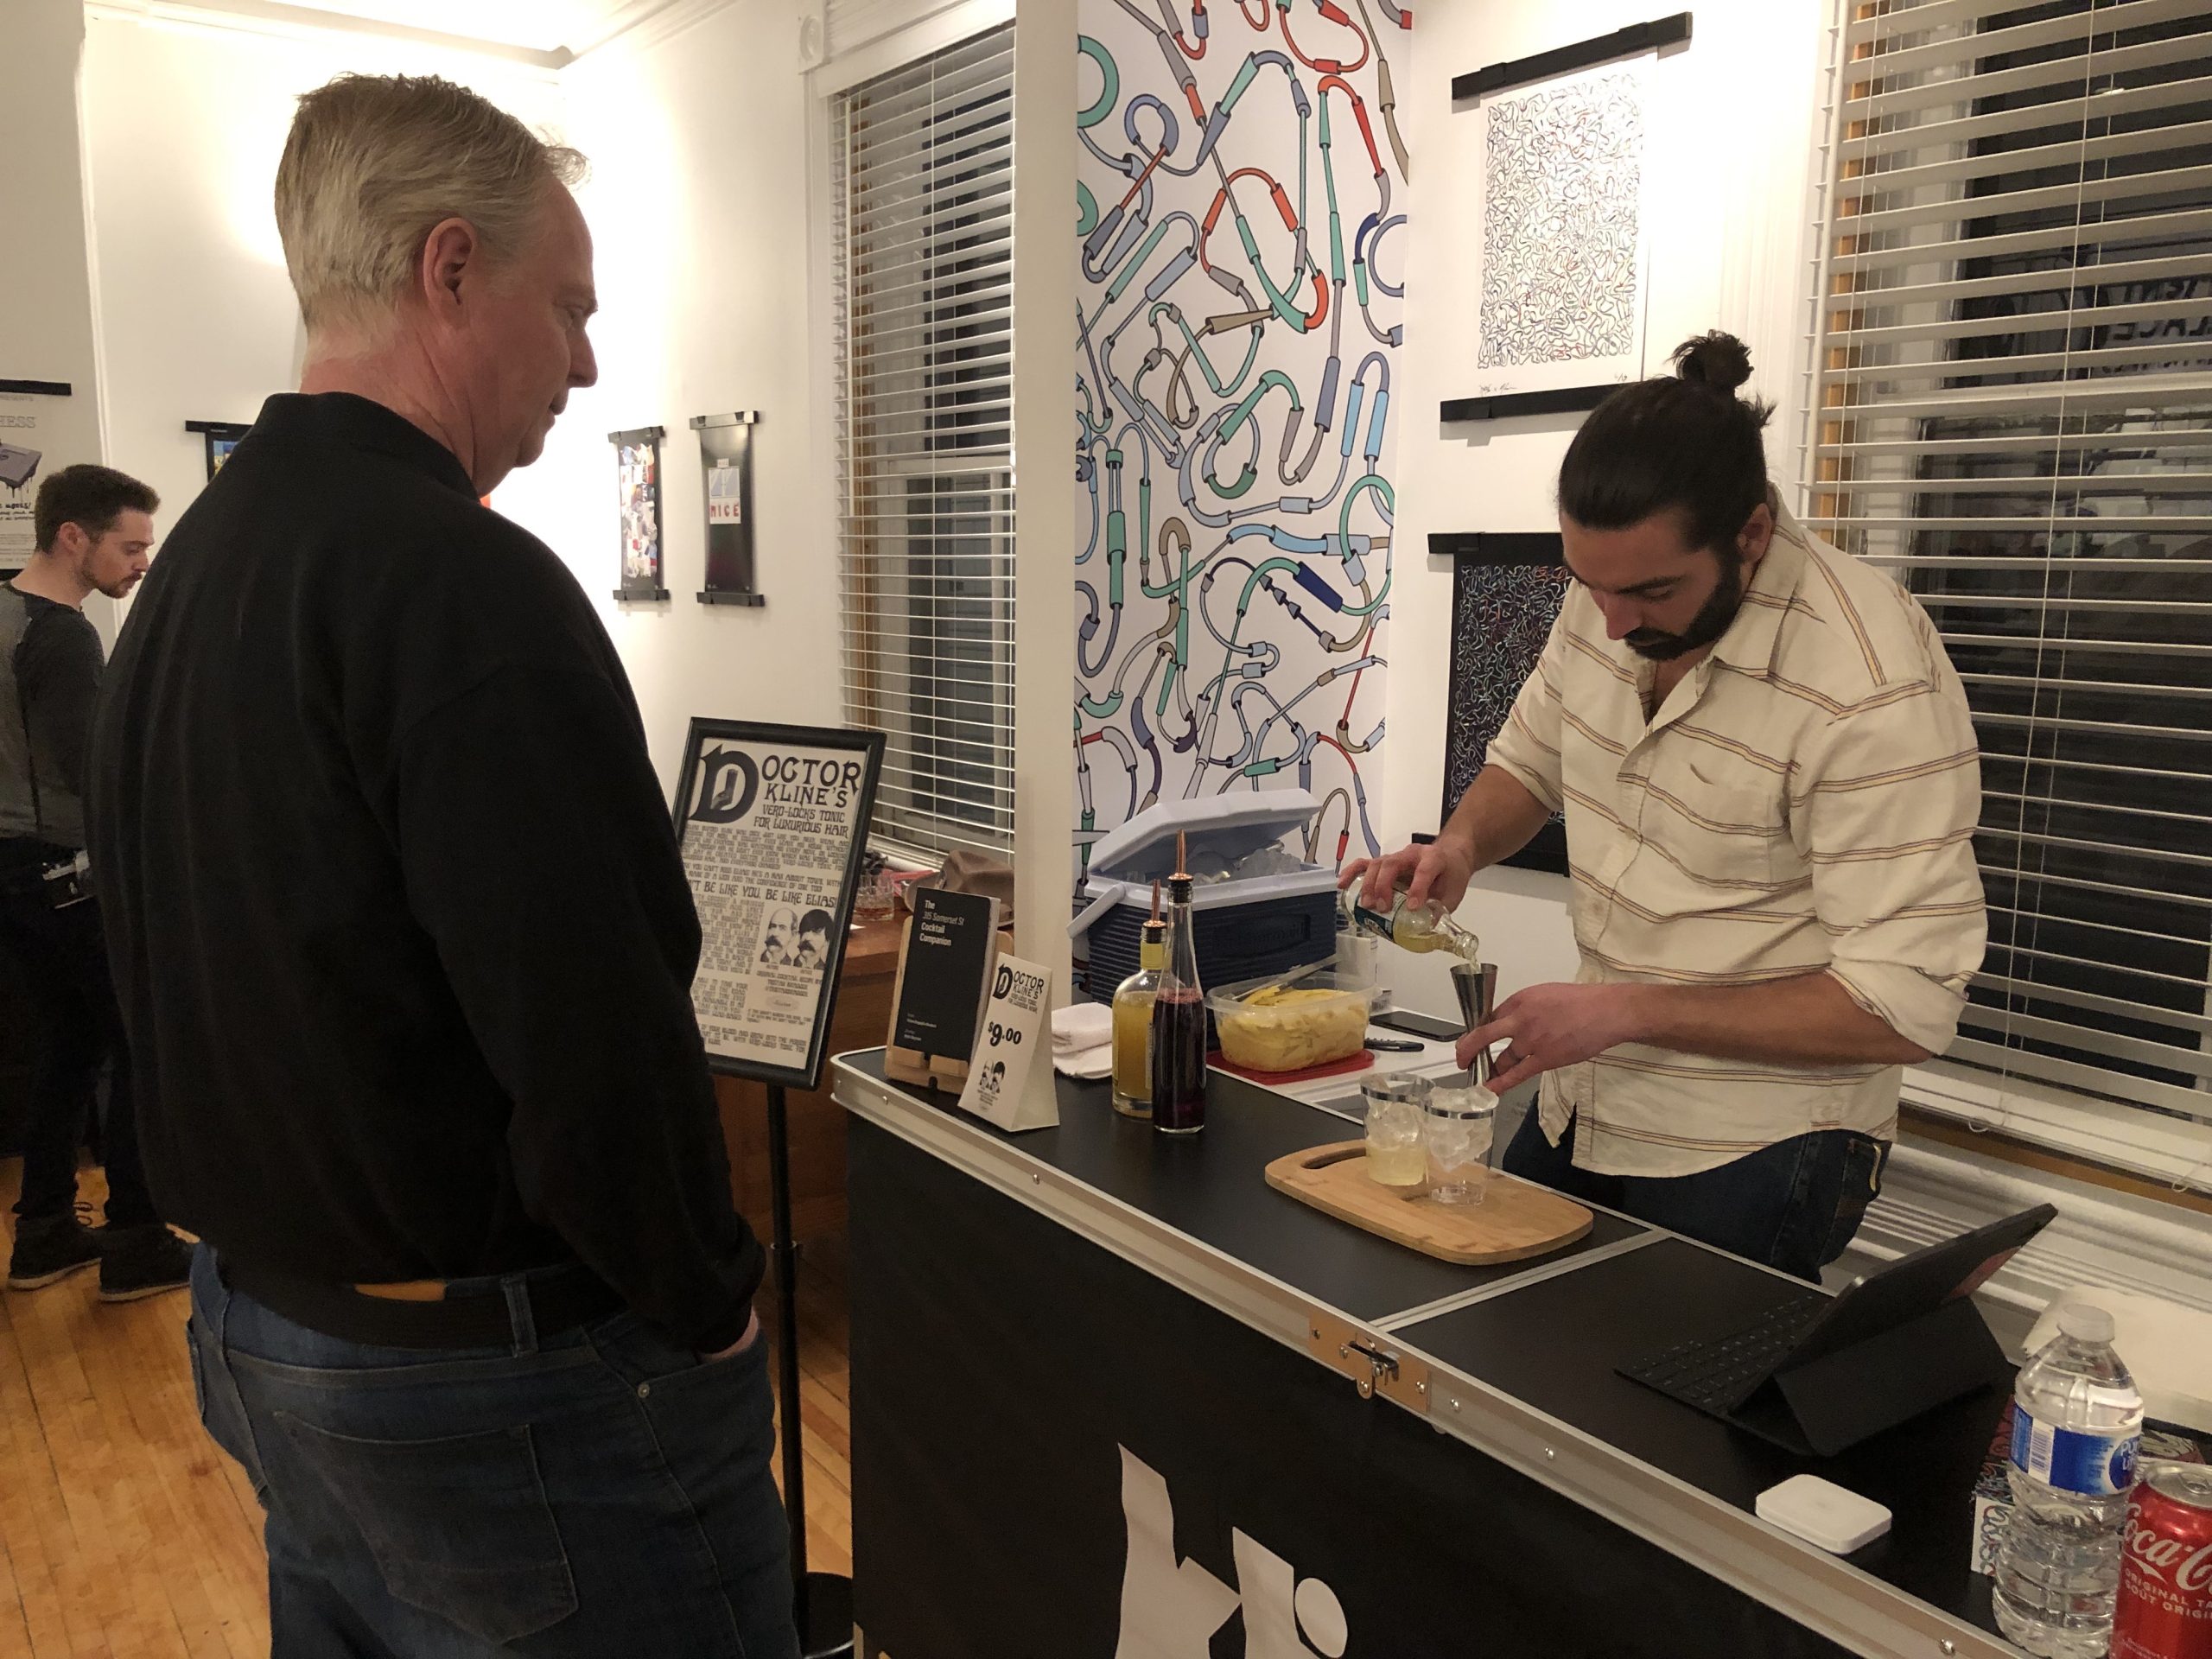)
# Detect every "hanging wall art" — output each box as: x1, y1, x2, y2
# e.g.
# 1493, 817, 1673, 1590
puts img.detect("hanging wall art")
610, 425, 669, 602
1441, 536, 1571, 876
1444, 16, 1689, 416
